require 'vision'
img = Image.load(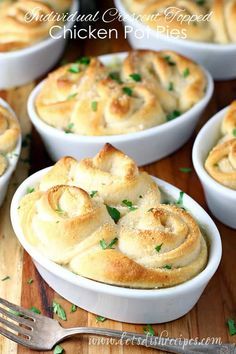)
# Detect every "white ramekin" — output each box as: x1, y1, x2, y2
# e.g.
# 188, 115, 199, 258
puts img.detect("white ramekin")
114, 0, 236, 80
0, 0, 79, 89
193, 106, 236, 229
0, 98, 21, 207
10, 169, 222, 324
27, 52, 213, 166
